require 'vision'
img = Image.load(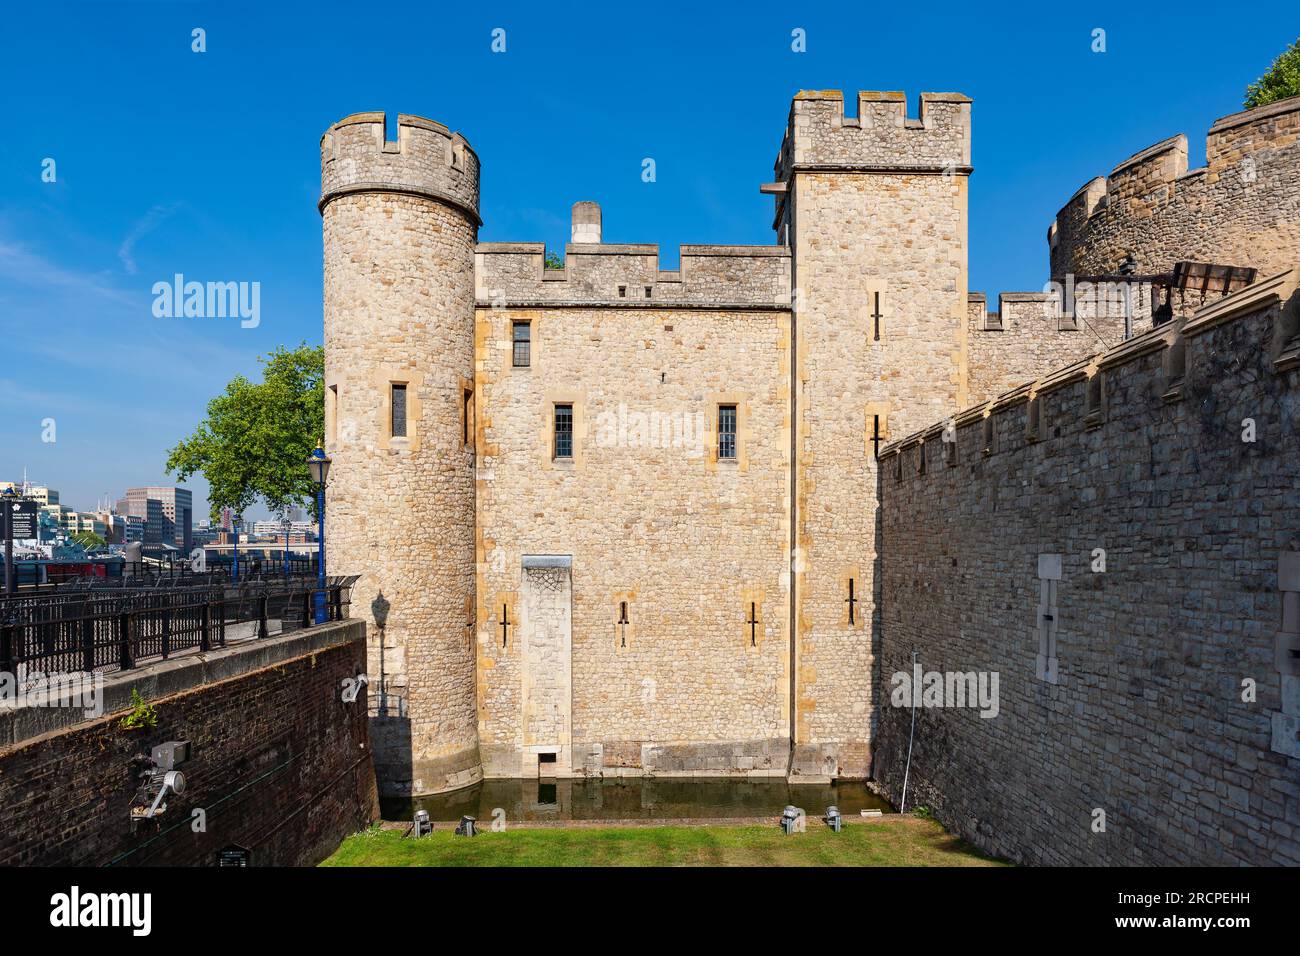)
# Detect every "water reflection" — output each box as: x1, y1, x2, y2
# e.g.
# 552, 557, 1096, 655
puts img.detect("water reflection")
382, 776, 894, 822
